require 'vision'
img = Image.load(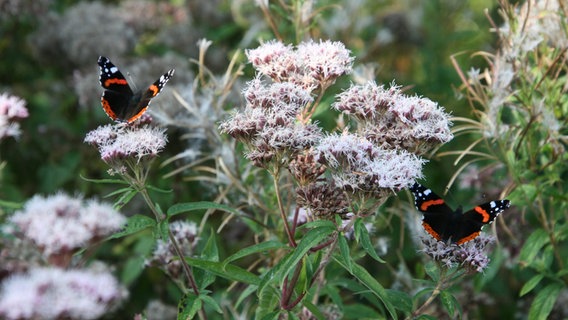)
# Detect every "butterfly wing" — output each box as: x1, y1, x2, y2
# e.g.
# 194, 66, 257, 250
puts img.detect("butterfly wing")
124, 69, 175, 123
98, 56, 134, 122
410, 183, 455, 242
455, 200, 510, 244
